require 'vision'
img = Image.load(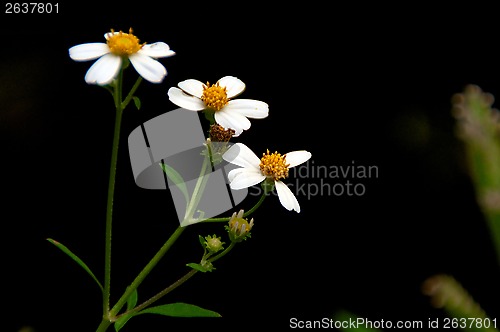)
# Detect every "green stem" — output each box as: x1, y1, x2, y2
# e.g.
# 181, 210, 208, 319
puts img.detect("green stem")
203, 192, 267, 222
103, 69, 125, 315
115, 242, 237, 319
109, 226, 186, 319
100, 70, 142, 330
118, 269, 199, 319
96, 319, 112, 332
208, 241, 236, 262
113, 68, 123, 109
121, 76, 142, 109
